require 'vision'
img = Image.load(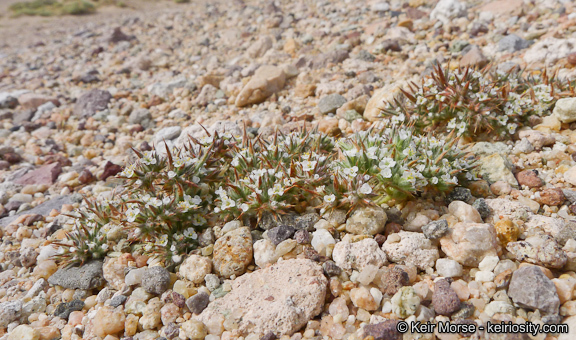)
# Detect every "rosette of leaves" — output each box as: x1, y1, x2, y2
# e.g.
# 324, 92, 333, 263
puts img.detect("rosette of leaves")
322, 125, 476, 210
382, 64, 575, 139
215, 128, 336, 224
